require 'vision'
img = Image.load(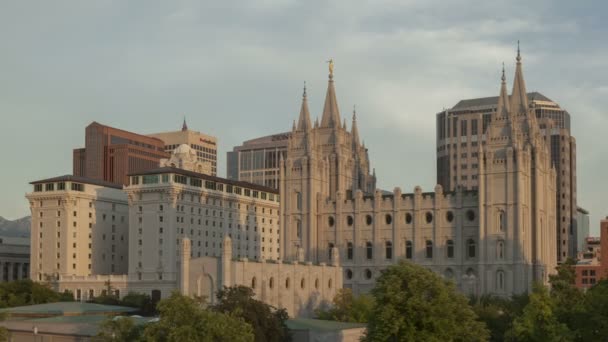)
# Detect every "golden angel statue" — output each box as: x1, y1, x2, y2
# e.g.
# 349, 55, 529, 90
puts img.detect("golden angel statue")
327, 58, 334, 77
